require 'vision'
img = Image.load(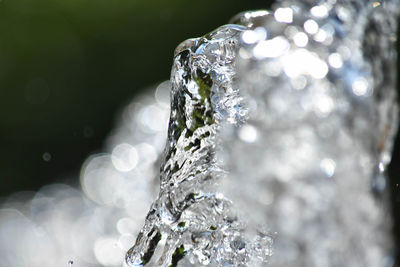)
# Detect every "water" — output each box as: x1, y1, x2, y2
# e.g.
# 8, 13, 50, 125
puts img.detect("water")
221, 1, 399, 266
127, 0, 399, 266
125, 24, 274, 266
